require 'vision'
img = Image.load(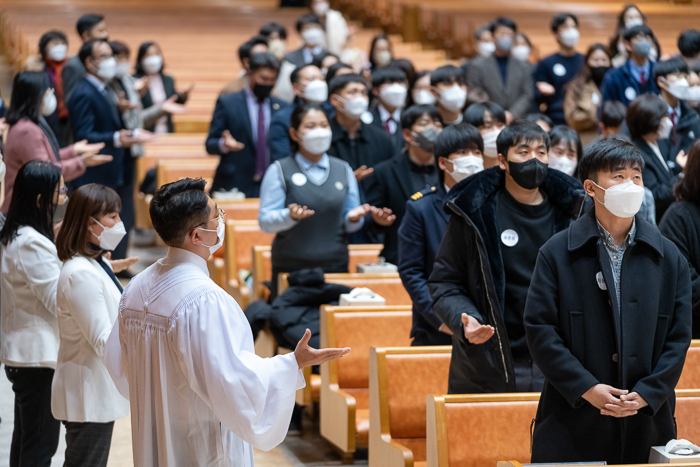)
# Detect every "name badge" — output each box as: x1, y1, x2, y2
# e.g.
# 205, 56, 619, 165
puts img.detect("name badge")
553, 63, 567, 77
501, 229, 519, 247
596, 271, 607, 290
291, 173, 307, 186
625, 86, 637, 101
591, 92, 600, 105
